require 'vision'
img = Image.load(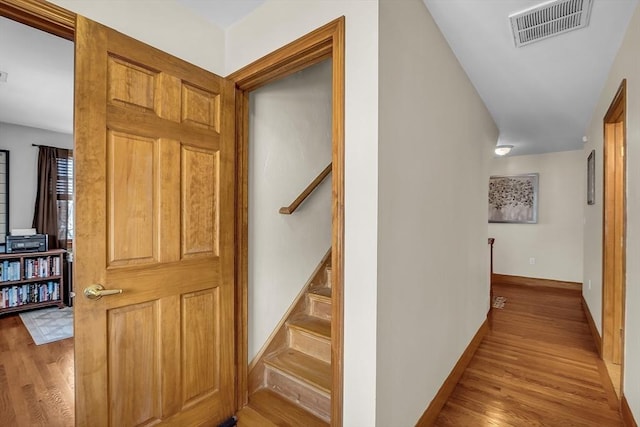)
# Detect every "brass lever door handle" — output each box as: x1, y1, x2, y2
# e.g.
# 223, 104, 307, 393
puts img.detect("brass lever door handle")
83, 284, 123, 300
